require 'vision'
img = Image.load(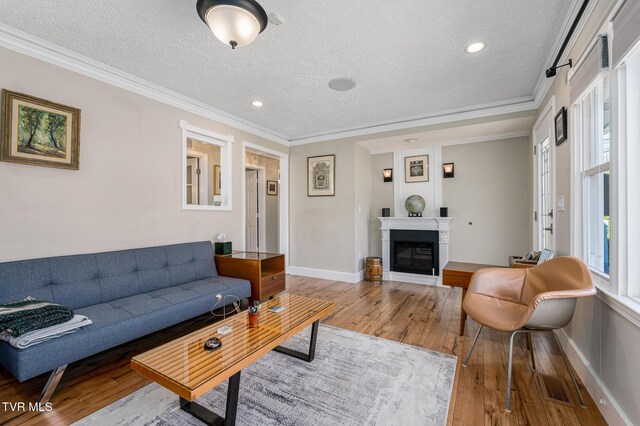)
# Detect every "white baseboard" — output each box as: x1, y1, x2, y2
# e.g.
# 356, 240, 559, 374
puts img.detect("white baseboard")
557, 329, 633, 426
383, 271, 441, 286
288, 266, 364, 284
